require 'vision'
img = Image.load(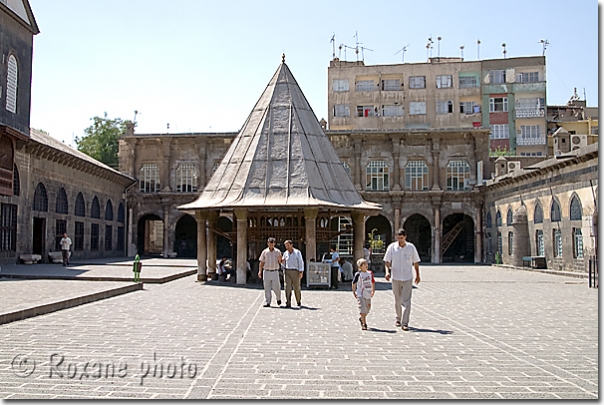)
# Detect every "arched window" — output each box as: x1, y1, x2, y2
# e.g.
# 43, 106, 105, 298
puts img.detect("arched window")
570, 195, 582, 221
551, 200, 561, 222
446, 160, 470, 191
534, 203, 543, 224
13, 165, 20, 196
91, 196, 100, 219
139, 164, 160, 193
506, 208, 513, 225
486, 212, 492, 228
495, 210, 502, 226
105, 199, 113, 221
176, 163, 197, 193
6, 54, 18, 113
33, 183, 48, 212
75, 193, 86, 217
56, 188, 69, 214
117, 202, 125, 223
342, 162, 351, 178
405, 160, 429, 190
366, 161, 389, 191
